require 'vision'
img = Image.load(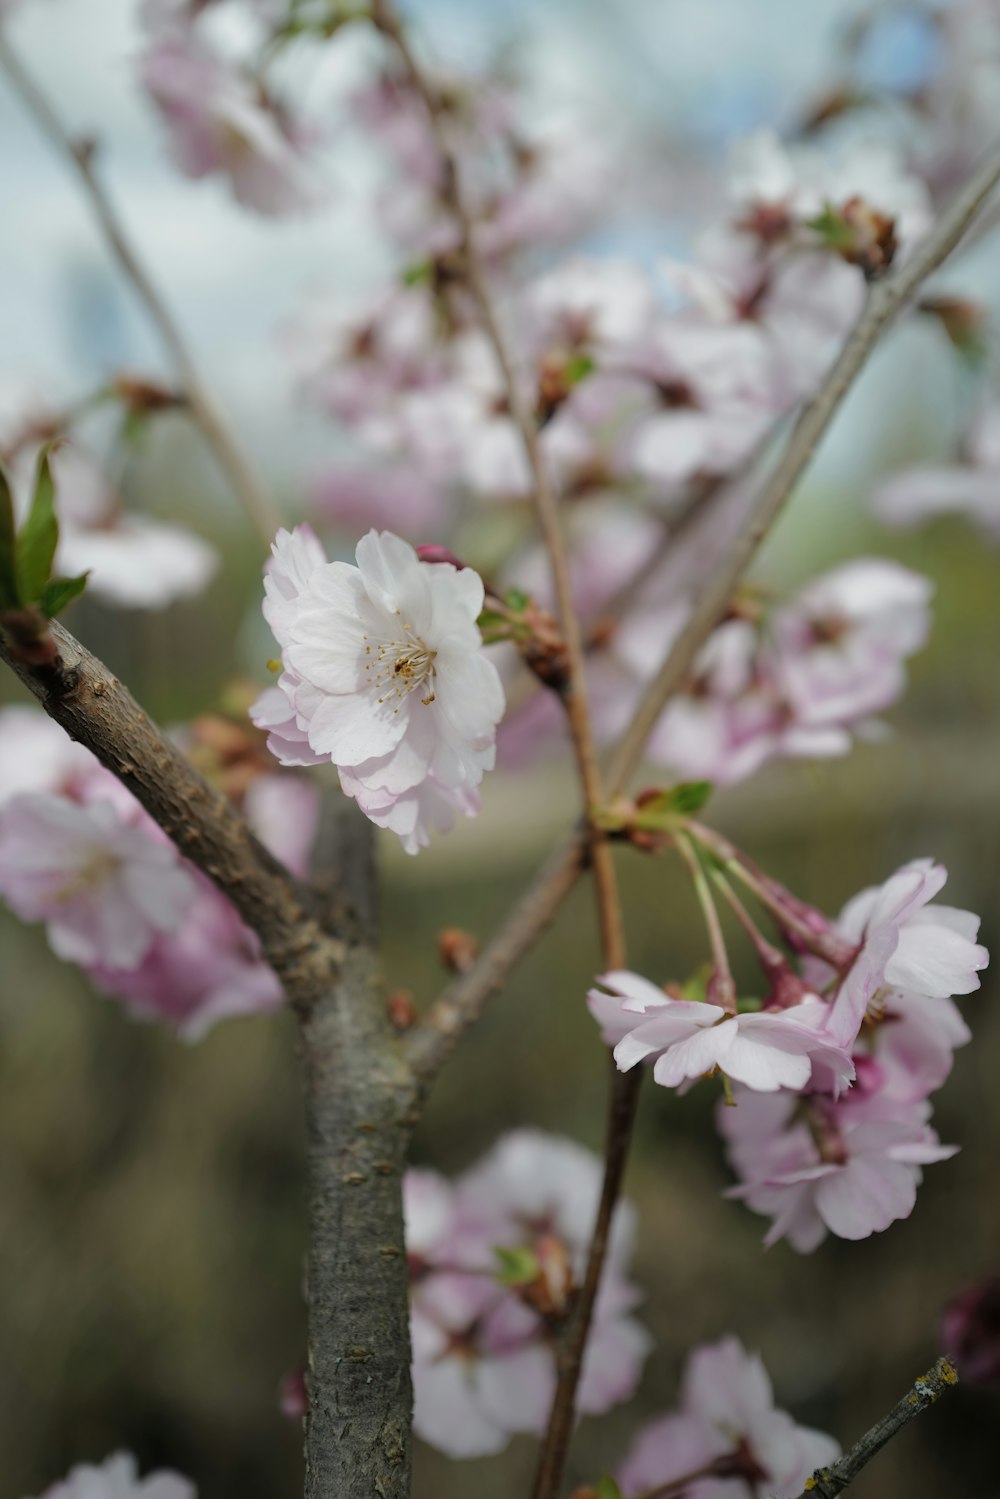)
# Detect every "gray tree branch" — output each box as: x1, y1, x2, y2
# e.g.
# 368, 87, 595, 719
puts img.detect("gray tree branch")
790, 1358, 959, 1499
